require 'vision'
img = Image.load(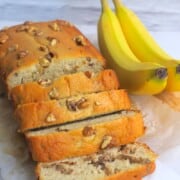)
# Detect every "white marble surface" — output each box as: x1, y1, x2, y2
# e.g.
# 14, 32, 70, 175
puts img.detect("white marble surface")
0, 0, 180, 180
0, 0, 180, 31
